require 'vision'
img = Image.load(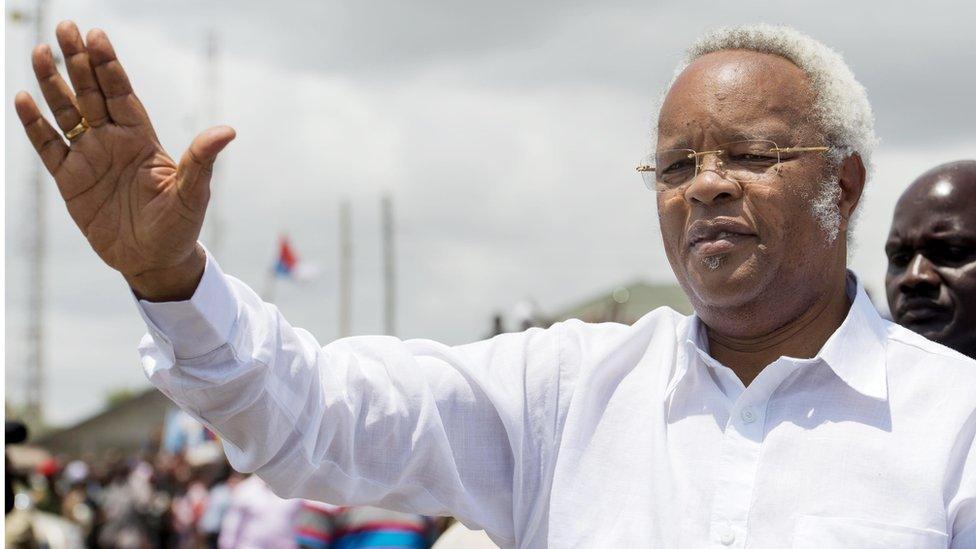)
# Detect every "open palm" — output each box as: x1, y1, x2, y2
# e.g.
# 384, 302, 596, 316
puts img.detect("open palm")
15, 22, 234, 297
